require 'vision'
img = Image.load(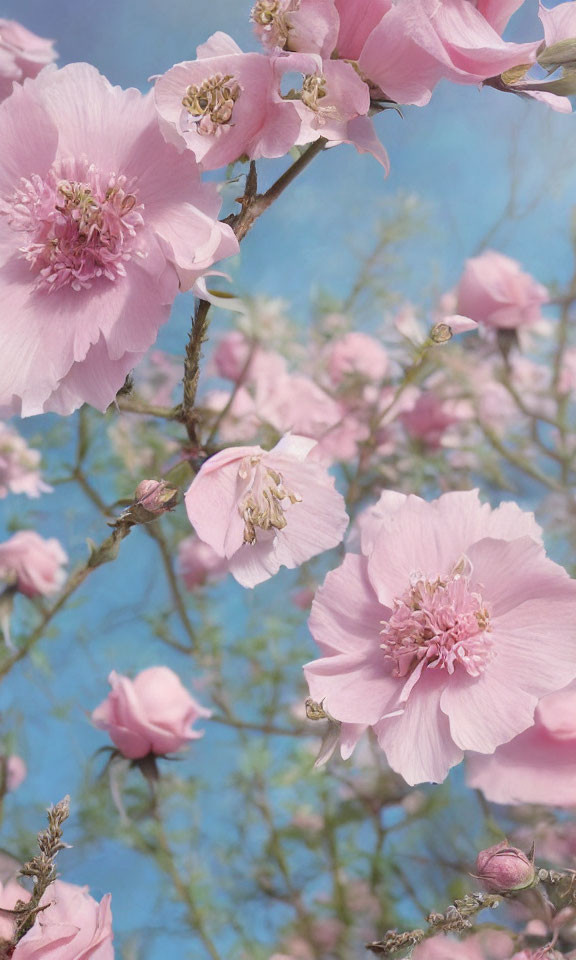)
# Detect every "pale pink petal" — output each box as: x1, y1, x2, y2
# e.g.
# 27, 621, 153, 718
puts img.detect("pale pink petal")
308, 554, 385, 656
374, 670, 463, 785
304, 650, 399, 725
